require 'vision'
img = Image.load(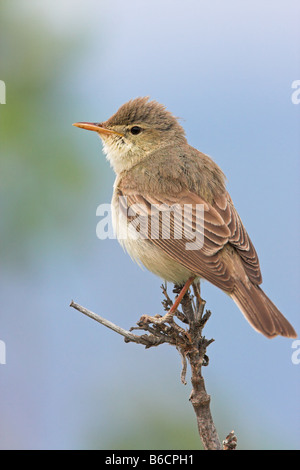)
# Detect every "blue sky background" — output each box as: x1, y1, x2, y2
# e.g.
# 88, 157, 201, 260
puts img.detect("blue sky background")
0, 0, 299, 449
